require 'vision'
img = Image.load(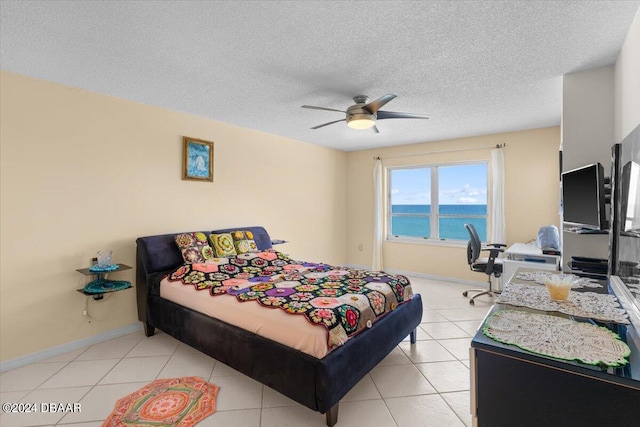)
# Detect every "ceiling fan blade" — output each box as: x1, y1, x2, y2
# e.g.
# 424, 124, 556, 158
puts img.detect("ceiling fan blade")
362, 94, 397, 113
310, 119, 347, 129
302, 105, 347, 113
377, 110, 430, 120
